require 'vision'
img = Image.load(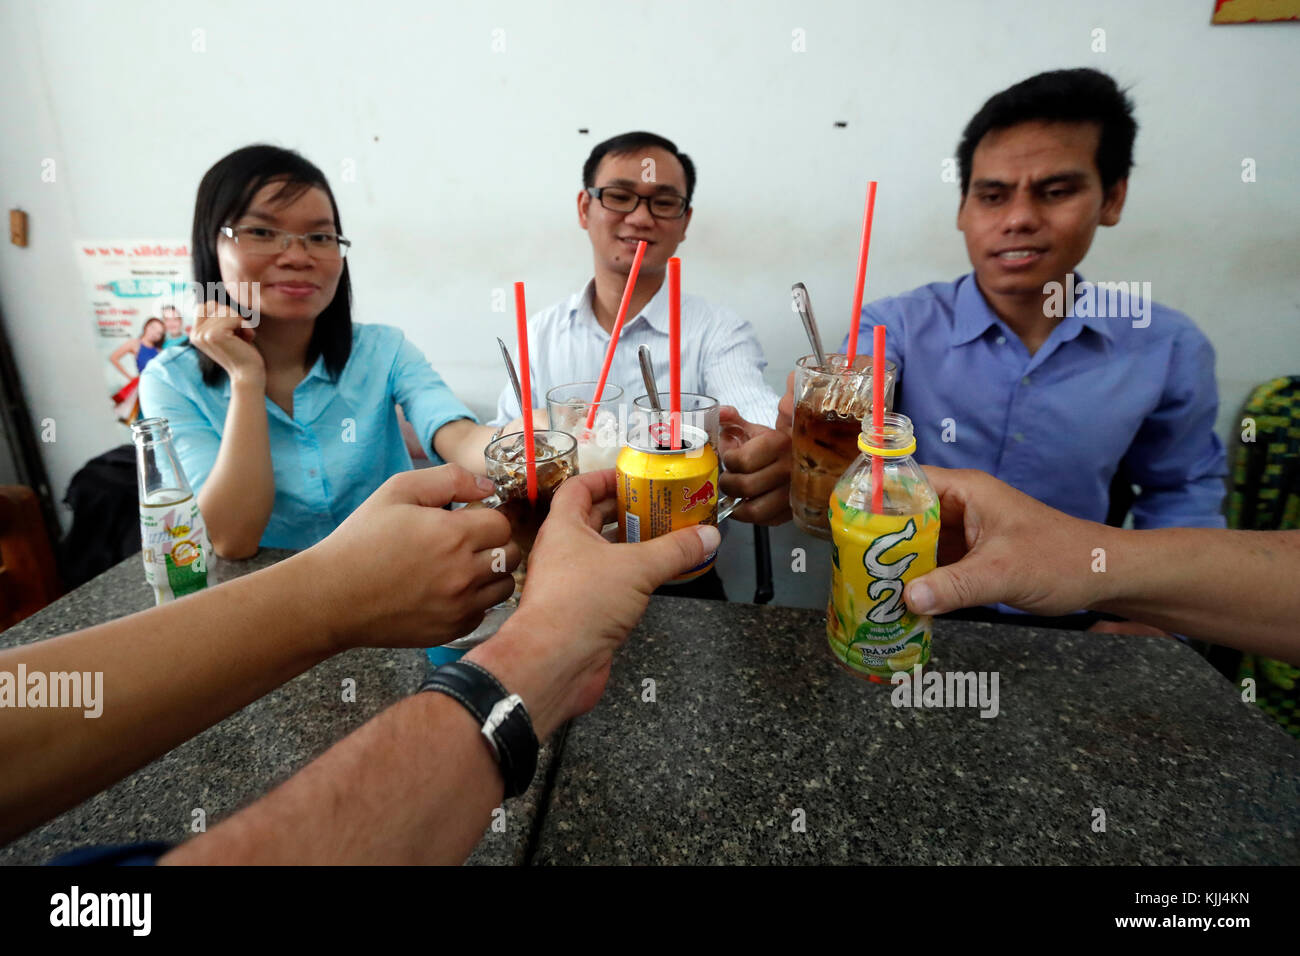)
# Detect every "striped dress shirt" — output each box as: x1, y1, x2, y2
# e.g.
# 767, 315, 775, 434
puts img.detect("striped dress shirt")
490, 278, 780, 428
